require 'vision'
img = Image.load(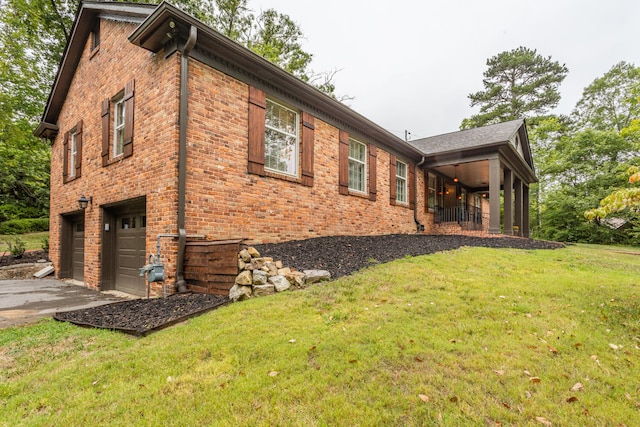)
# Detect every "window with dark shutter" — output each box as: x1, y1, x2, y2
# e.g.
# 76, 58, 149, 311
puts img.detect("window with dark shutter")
368, 146, 377, 201
338, 130, 349, 195
75, 120, 83, 178
123, 79, 134, 158
389, 154, 397, 205
63, 131, 69, 181
101, 98, 110, 166
248, 86, 266, 176
301, 112, 315, 187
